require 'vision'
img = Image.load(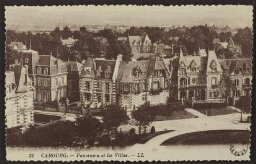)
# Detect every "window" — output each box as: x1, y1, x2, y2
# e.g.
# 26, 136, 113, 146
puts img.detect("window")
44, 68, 48, 75
245, 78, 250, 85
235, 79, 239, 86
211, 77, 217, 85
105, 94, 110, 102
86, 82, 90, 91
124, 83, 129, 91
135, 83, 139, 92
143, 83, 146, 91
25, 58, 29, 63
37, 78, 40, 86
44, 78, 47, 86
105, 83, 110, 92
62, 77, 64, 85
180, 68, 186, 75
191, 67, 196, 72
234, 69, 239, 74
96, 82, 101, 89
142, 94, 146, 101
192, 78, 196, 84
85, 69, 90, 75
105, 72, 110, 78
37, 67, 41, 74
